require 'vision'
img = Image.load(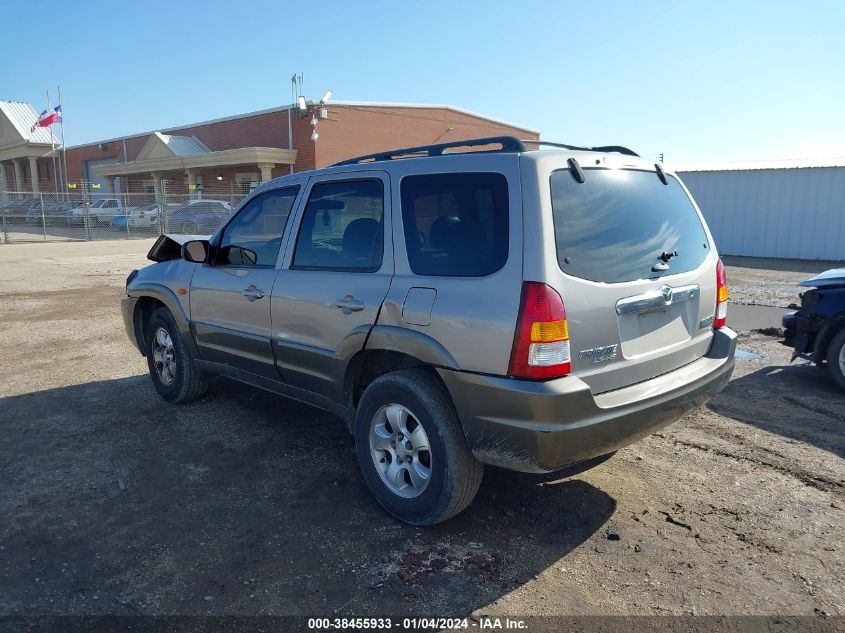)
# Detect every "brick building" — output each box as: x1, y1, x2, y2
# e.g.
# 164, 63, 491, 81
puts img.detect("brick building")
1, 100, 538, 198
